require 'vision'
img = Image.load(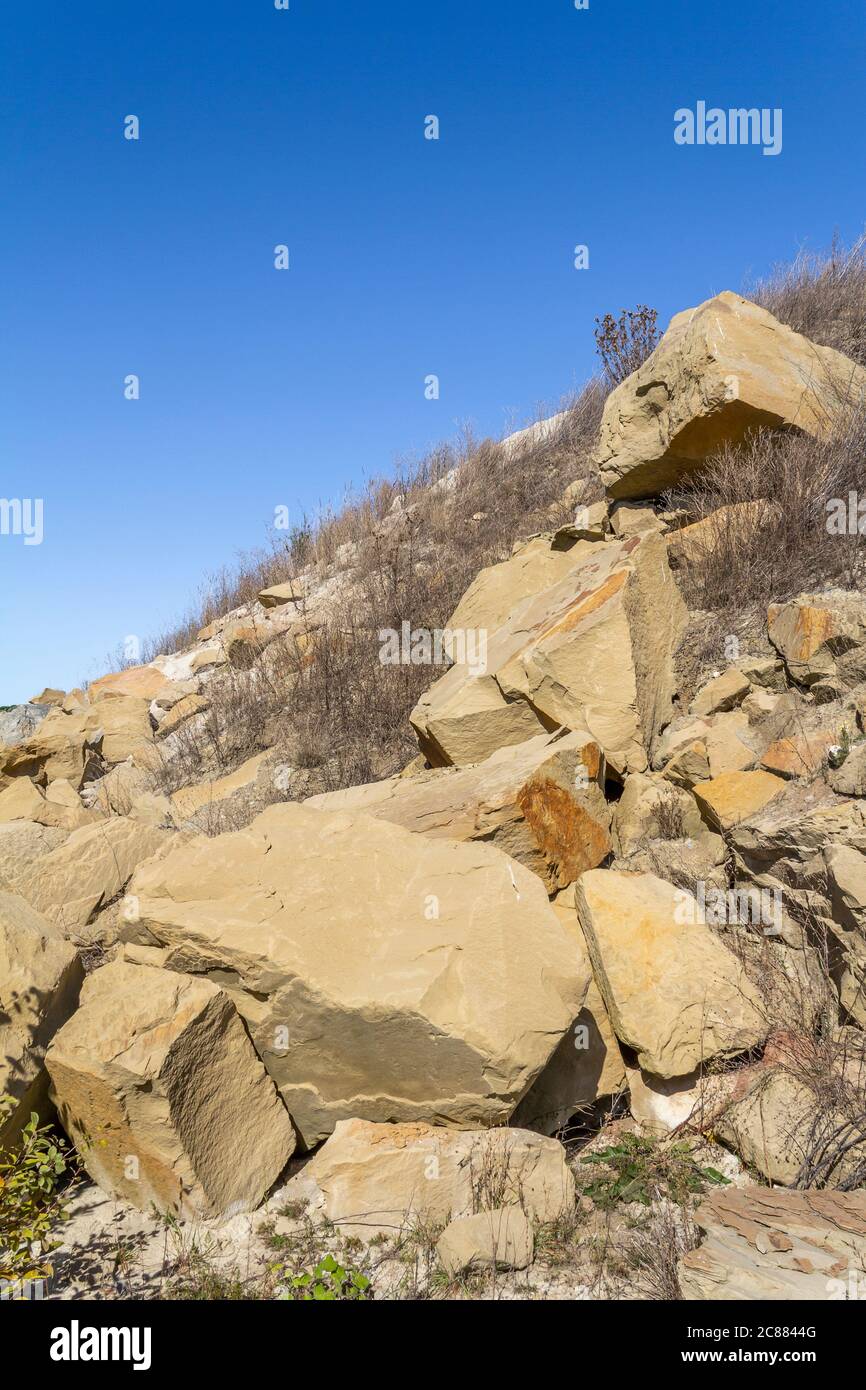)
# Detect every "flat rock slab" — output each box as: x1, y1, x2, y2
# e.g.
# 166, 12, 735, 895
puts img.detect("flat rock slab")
680, 1186, 866, 1300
